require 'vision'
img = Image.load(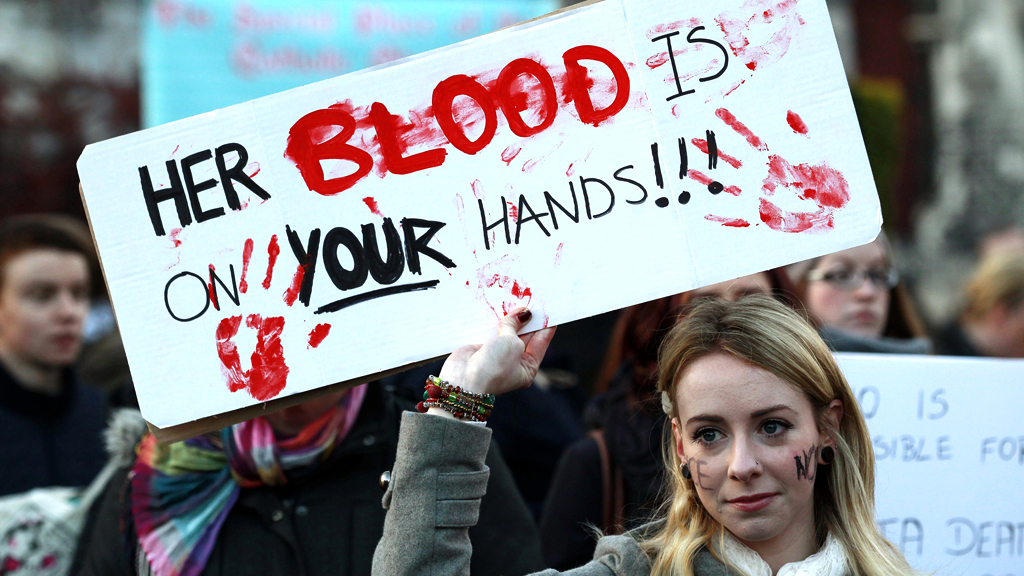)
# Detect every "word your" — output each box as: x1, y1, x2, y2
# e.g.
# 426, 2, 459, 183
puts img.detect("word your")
981, 436, 1024, 464
140, 143, 269, 237
873, 435, 952, 462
